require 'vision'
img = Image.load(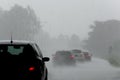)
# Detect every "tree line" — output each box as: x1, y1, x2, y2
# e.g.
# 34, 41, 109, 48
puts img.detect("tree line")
1, 4, 120, 61
0, 4, 83, 56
